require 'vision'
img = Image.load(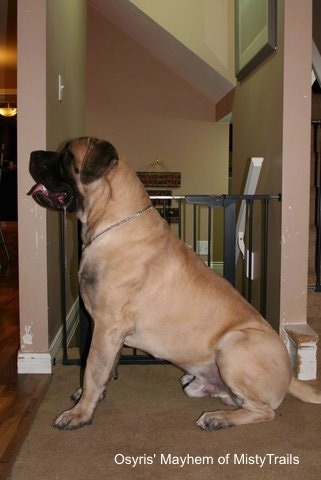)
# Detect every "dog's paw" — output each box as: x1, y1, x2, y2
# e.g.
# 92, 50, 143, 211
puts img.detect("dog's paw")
53, 408, 93, 430
196, 412, 232, 431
